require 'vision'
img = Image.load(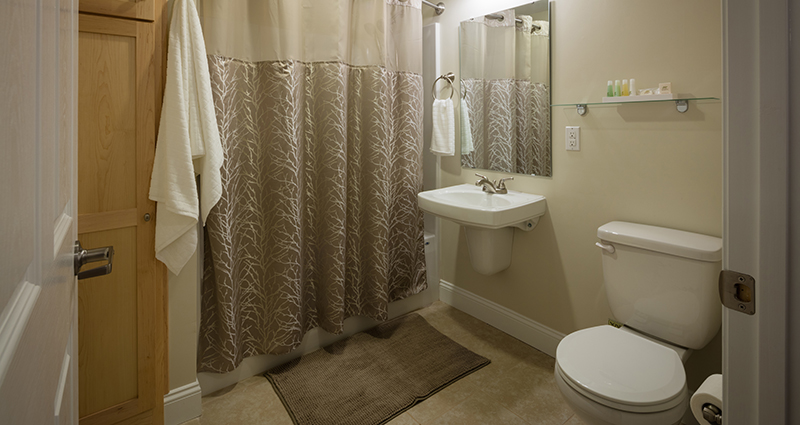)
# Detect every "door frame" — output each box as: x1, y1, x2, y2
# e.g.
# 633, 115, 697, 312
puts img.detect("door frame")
722, 0, 793, 423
